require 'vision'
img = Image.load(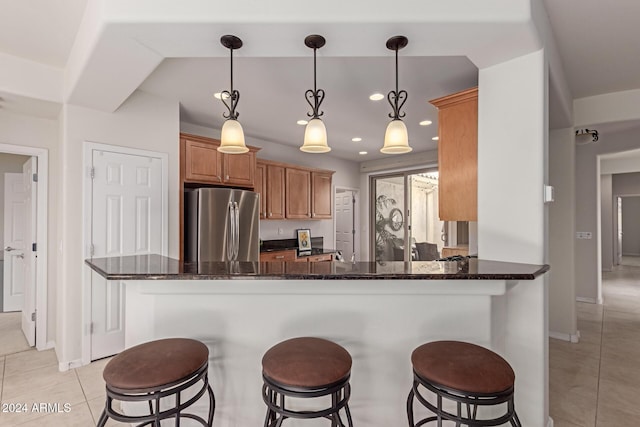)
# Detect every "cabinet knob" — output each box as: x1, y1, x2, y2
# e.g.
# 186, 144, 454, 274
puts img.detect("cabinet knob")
312, 213, 315, 218
225, 175, 229, 180
269, 212, 272, 217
